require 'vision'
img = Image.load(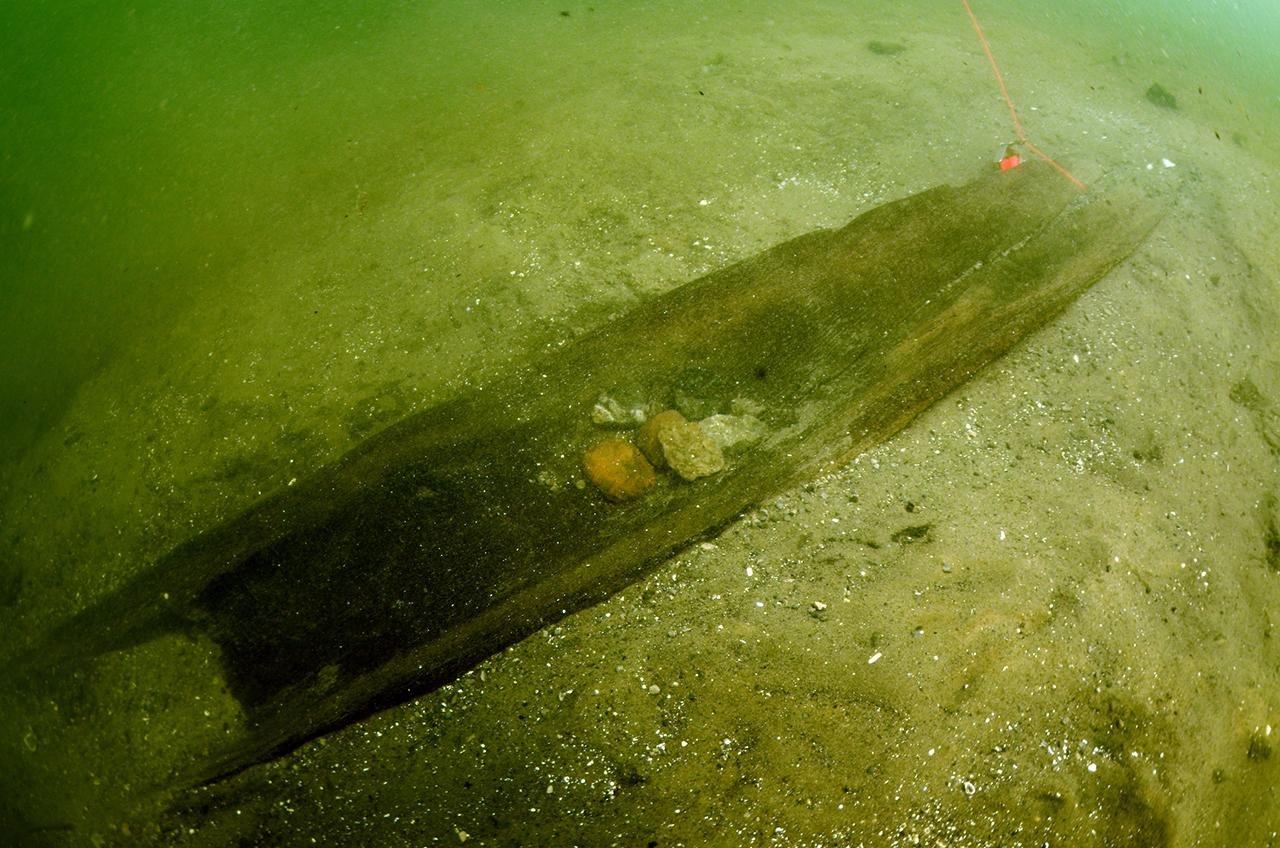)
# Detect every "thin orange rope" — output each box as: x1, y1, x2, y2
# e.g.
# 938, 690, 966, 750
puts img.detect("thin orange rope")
960, 0, 1086, 191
